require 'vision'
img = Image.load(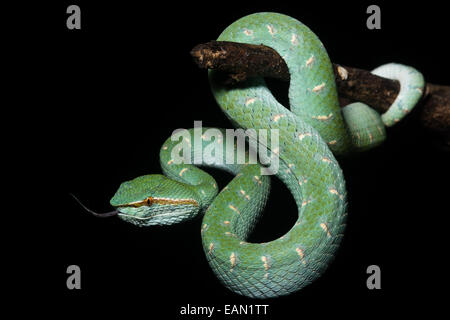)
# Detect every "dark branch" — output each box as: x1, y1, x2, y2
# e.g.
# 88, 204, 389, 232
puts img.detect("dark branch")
191, 41, 450, 140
